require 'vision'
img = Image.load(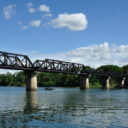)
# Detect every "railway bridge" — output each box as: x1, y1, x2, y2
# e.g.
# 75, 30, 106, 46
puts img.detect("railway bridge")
0, 51, 127, 91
